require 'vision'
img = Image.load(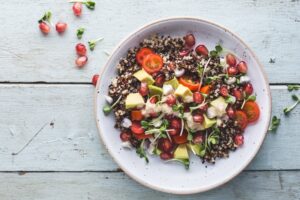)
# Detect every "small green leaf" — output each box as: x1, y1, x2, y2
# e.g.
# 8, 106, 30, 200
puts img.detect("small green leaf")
102, 105, 112, 115
287, 85, 300, 91
84, 1, 96, 9
136, 140, 149, 163
247, 95, 256, 101
38, 11, 52, 23
88, 37, 103, 51
209, 50, 218, 57
215, 44, 223, 52
268, 116, 280, 132
76, 27, 85, 39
